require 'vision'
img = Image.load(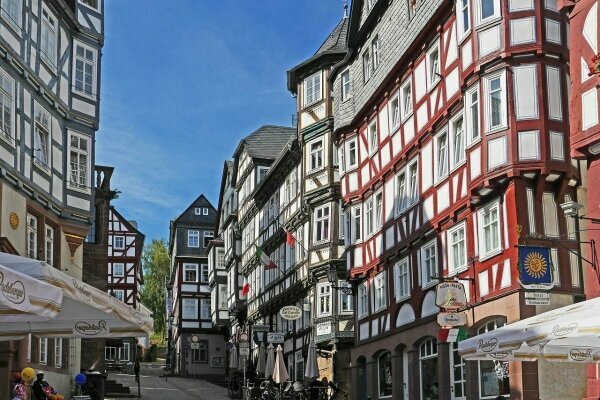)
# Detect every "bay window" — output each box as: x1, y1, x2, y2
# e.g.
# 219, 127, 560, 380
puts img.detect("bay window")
304, 71, 322, 106
365, 198, 374, 237
465, 84, 480, 143
420, 239, 437, 287
182, 298, 197, 319
310, 139, 324, 171
484, 71, 507, 132
448, 222, 467, 275
339, 281, 353, 313
478, 200, 501, 258
347, 138, 357, 170
352, 205, 362, 243
456, 0, 470, 38
314, 204, 330, 243
317, 283, 331, 317
477, 0, 501, 25
69, 132, 90, 191
450, 114, 466, 167
73, 42, 96, 97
